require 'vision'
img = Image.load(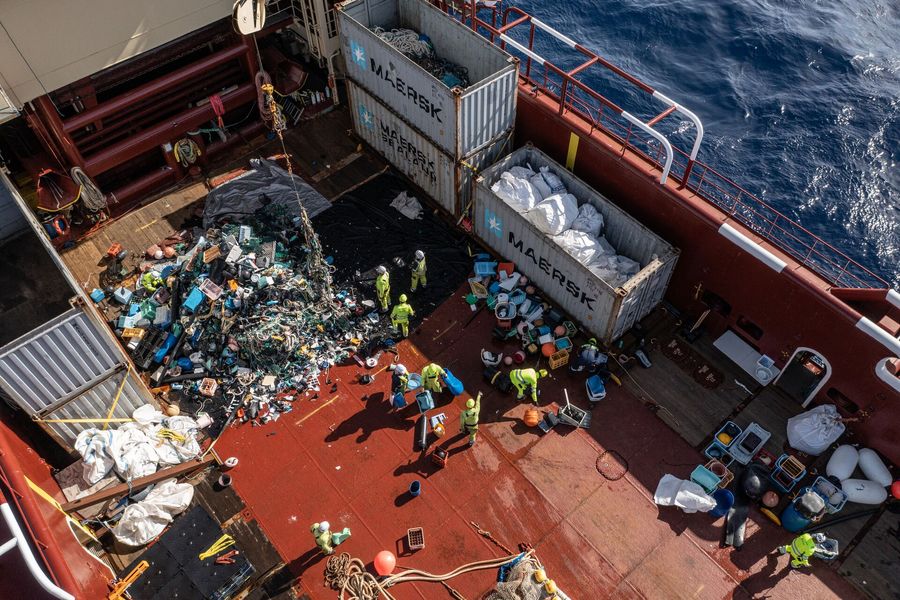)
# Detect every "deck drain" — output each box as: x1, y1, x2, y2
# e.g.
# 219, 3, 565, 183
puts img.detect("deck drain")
596, 450, 628, 480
